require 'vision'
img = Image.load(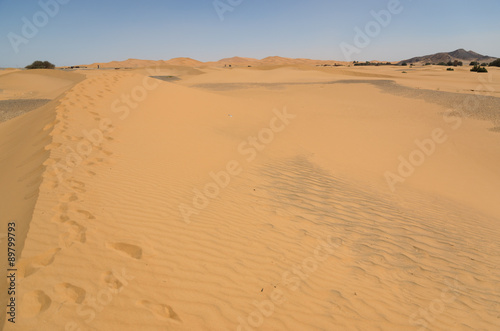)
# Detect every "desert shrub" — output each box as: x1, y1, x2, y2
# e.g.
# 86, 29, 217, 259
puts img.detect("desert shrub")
401, 62, 408, 66
447, 68, 454, 71
25, 60, 55, 69
469, 61, 478, 66
471, 64, 488, 73
489, 59, 500, 67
